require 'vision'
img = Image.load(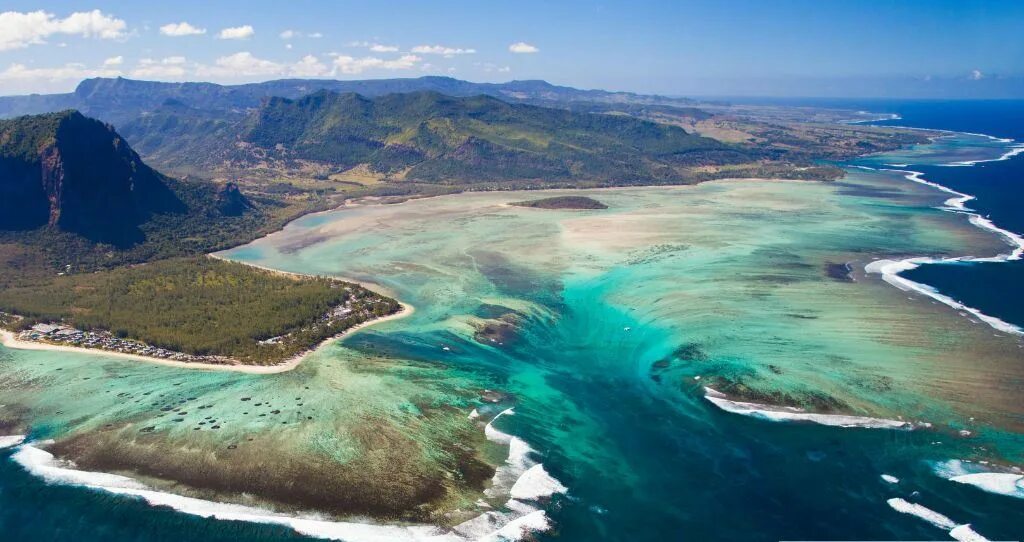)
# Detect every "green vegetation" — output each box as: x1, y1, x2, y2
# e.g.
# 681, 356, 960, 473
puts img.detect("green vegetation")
128, 90, 745, 186
0, 111, 63, 160
510, 195, 608, 209
0, 111, 397, 365
0, 176, 329, 273
0, 256, 399, 364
